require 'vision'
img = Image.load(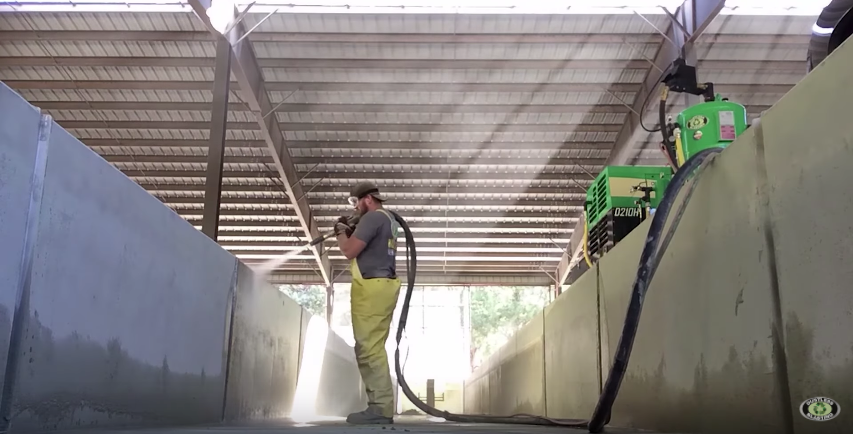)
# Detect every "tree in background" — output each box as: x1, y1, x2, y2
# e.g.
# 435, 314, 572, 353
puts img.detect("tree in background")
279, 284, 326, 317
469, 286, 549, 370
